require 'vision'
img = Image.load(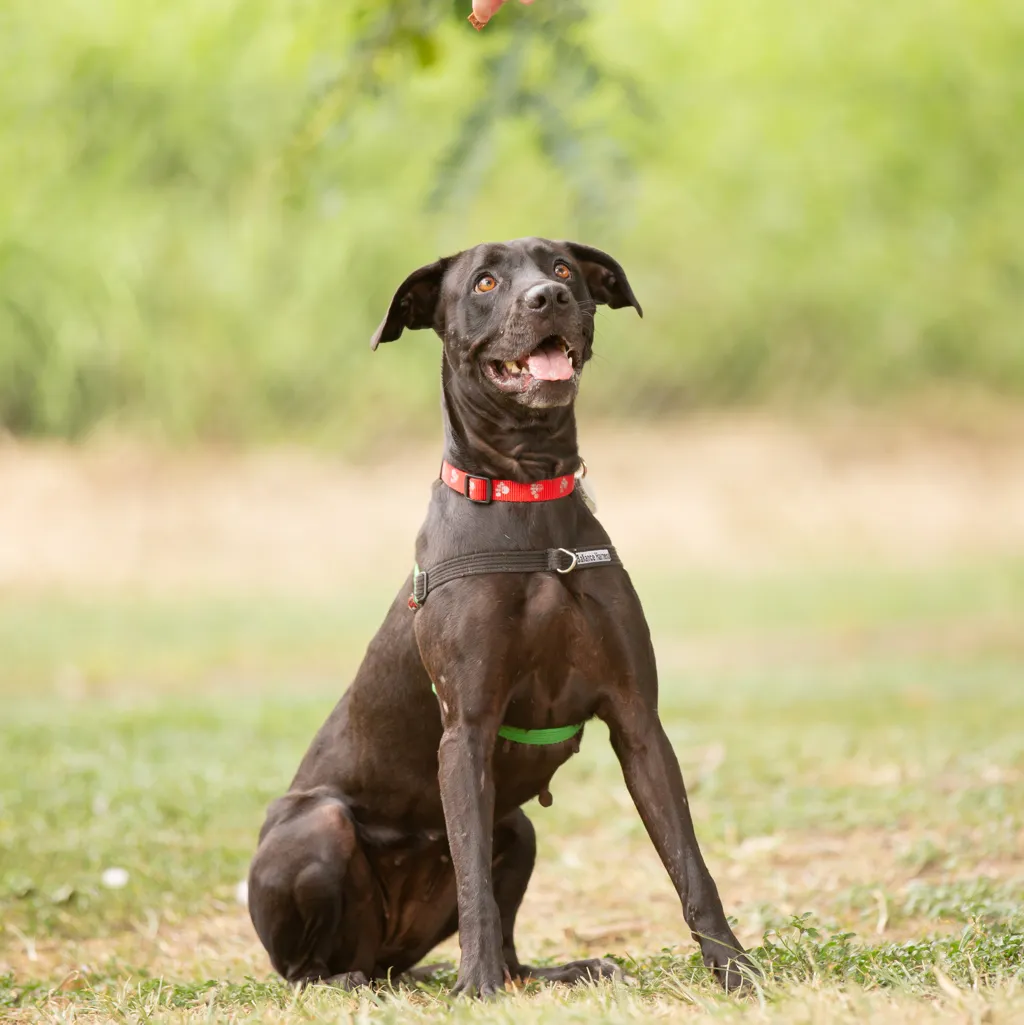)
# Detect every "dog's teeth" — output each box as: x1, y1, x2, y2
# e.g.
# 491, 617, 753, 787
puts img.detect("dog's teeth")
504, 361, 521, 375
